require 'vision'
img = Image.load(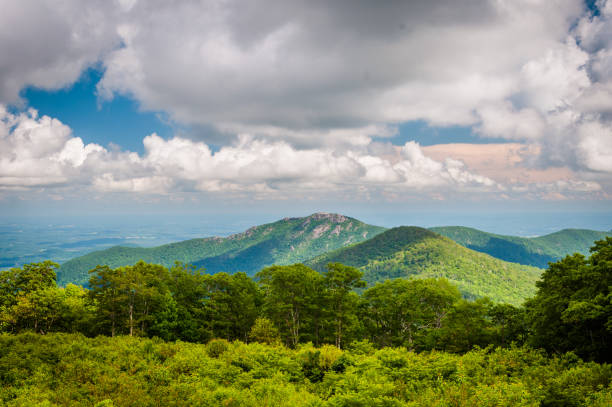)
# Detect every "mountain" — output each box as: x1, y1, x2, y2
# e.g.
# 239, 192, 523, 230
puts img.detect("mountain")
57, 213, 386, 286
307, 226, 542, 305
430, 226, 610, 268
